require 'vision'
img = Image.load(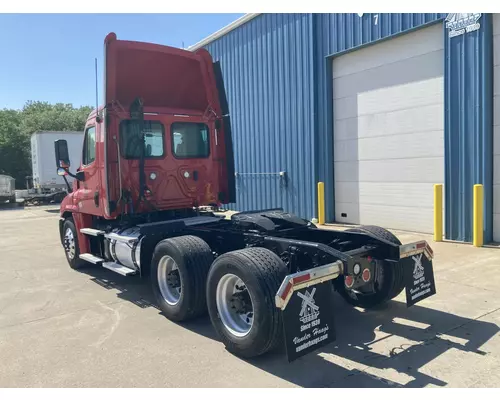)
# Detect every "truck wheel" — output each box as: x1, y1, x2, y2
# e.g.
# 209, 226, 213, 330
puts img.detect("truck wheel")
9, 195, 16, 204
62, 218, 88, 270
151, 235, 213, 322
348, 225, 401, 245
206, 247, 288, 359
336, 225, 405, 308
